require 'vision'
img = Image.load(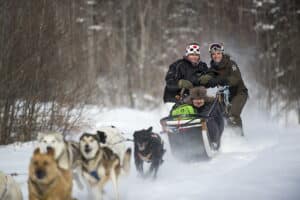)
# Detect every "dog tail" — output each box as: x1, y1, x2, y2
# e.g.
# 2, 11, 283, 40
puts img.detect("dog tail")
122, 148, 132, 176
